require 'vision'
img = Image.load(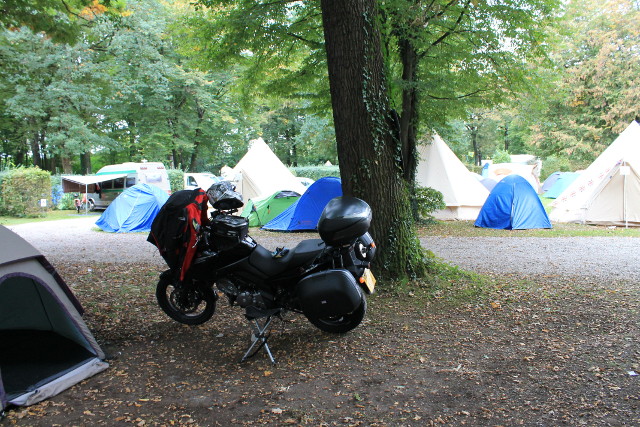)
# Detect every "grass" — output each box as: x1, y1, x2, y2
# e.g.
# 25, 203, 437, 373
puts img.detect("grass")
0, 209, 100, 226
418, 220, 640, 237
